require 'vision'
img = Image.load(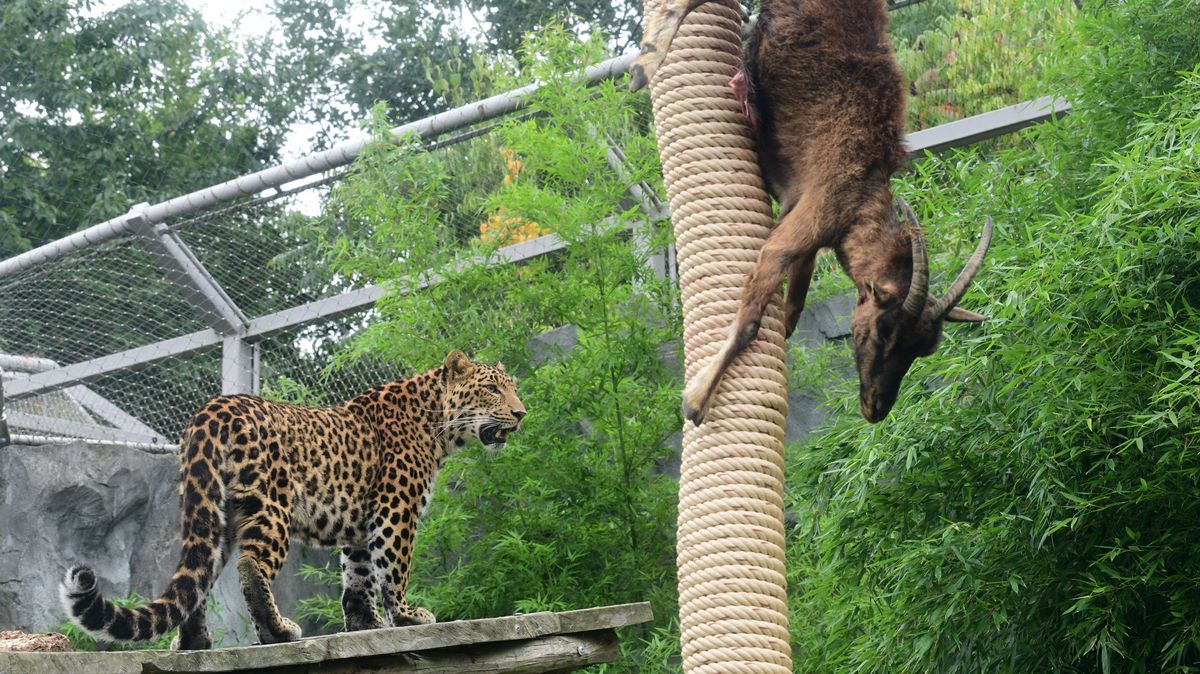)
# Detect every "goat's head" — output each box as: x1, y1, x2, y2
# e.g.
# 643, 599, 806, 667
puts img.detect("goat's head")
850, 199, 993, 423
